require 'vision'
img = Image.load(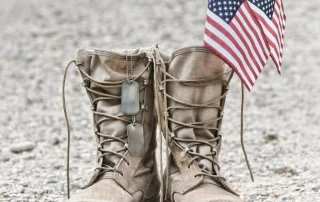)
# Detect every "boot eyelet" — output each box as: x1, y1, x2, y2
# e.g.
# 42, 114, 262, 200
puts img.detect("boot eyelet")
224, 84, 230, 90
91, 105, 96, 111
169, 133, 175, 143
141, 104, 149, 112
75, 59, 84, 66
143, 80, 151, 86
81, 80, 90, 87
